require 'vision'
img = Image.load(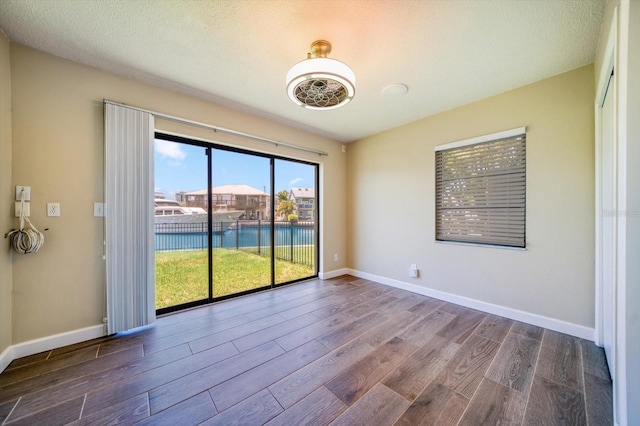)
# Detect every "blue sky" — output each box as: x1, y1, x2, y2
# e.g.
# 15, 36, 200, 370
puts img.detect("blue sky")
154, 139, 315, 200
